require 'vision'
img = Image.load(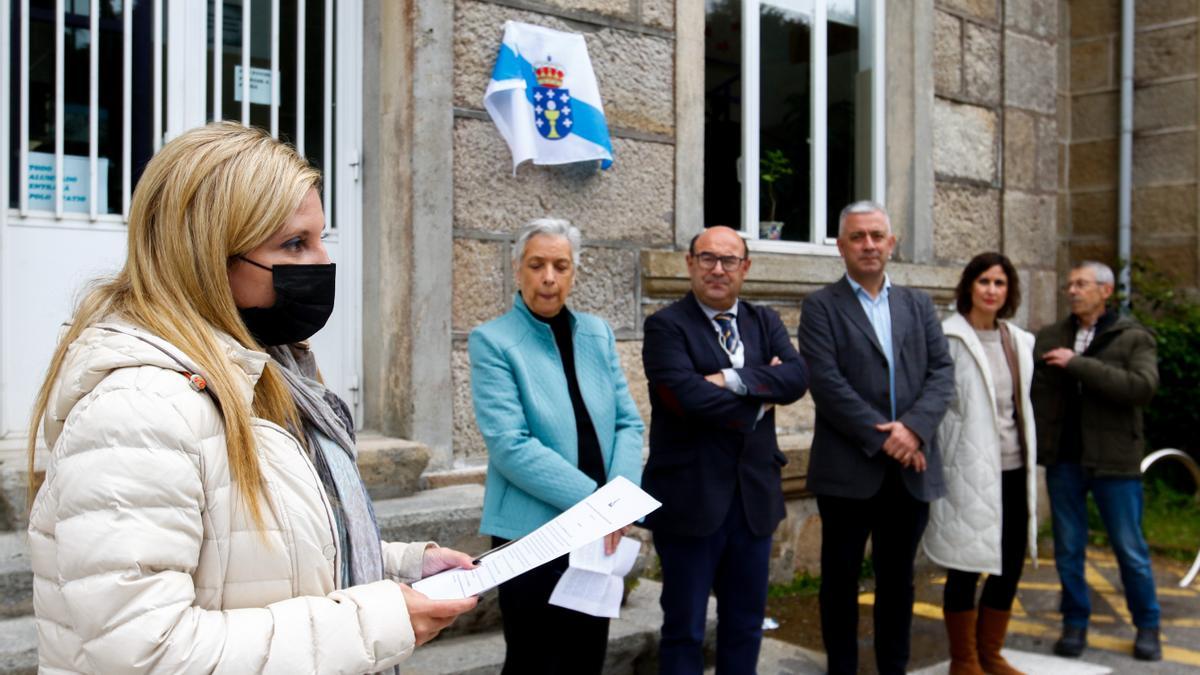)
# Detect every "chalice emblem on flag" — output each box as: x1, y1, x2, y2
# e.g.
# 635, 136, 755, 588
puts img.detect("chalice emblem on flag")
533, 60, 573, 141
